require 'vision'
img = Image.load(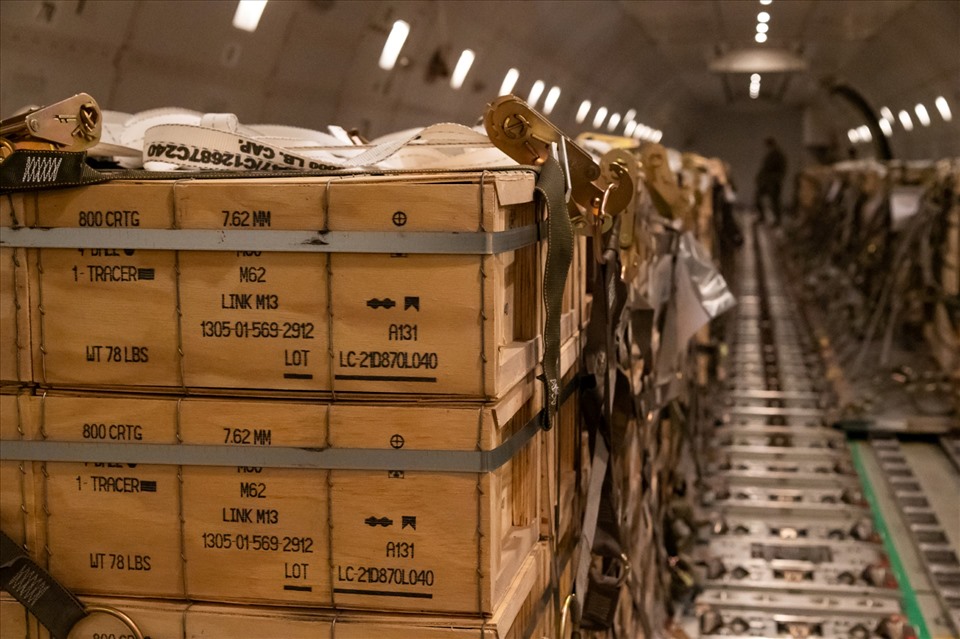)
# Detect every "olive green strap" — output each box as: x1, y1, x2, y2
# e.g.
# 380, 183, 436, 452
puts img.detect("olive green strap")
1, 530, 86, 639
534, 157, 574, 427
